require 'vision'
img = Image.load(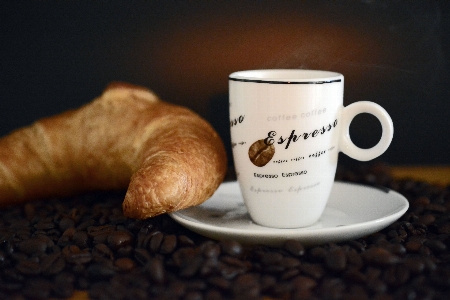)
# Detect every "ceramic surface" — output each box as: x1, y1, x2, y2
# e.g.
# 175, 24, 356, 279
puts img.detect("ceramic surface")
228, 69, 394, 228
